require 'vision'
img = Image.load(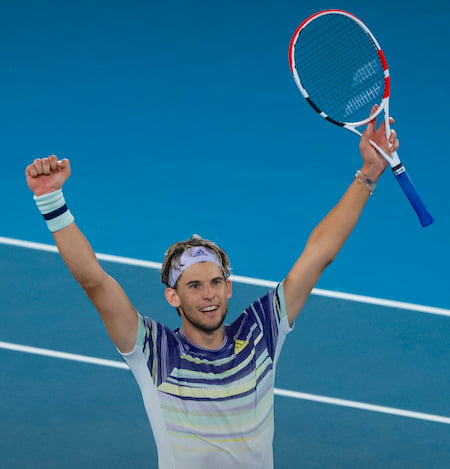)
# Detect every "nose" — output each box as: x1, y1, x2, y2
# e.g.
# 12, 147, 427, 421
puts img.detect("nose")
202, 283, 215, 299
